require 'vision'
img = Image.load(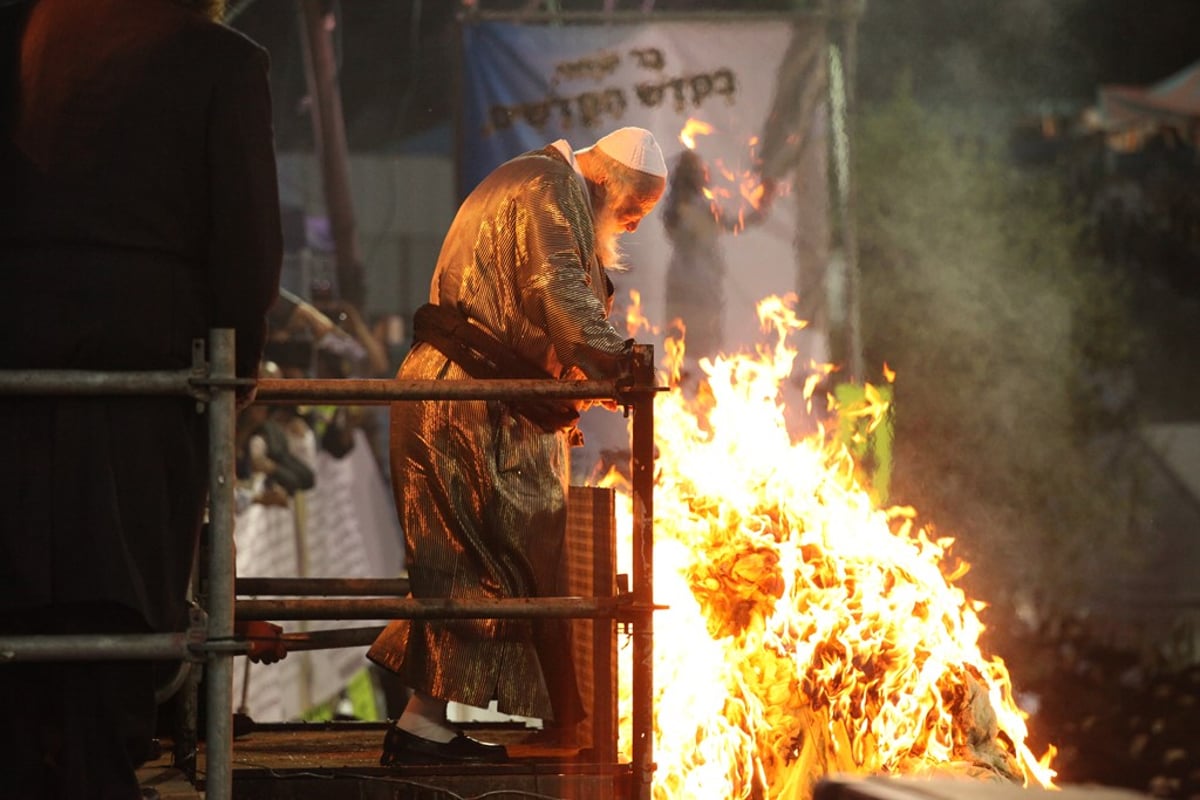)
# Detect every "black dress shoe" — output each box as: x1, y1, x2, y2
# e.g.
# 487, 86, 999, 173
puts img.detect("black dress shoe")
379, 725, 509, 766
